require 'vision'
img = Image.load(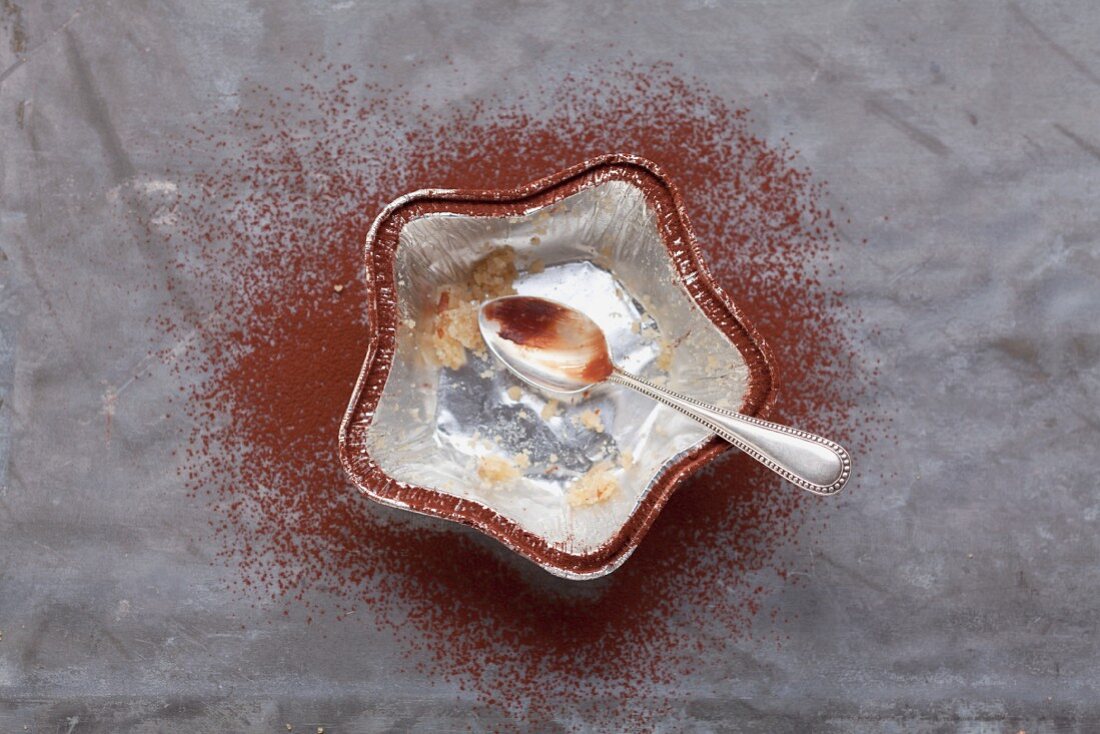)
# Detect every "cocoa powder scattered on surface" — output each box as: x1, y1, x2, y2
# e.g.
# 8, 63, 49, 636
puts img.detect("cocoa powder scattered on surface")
152, 60, 876, 728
